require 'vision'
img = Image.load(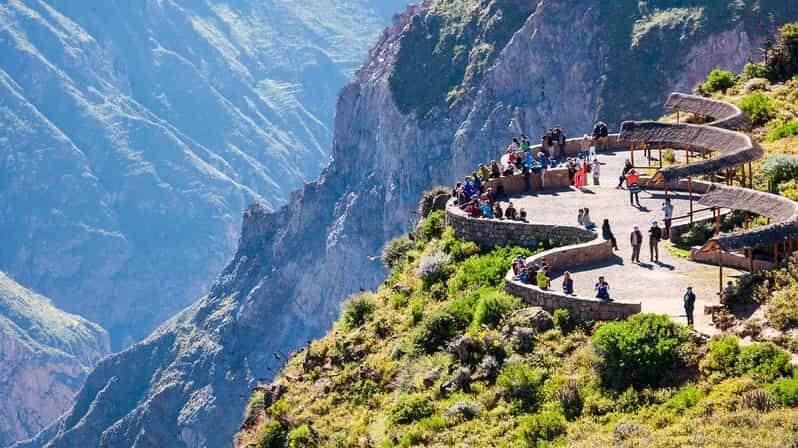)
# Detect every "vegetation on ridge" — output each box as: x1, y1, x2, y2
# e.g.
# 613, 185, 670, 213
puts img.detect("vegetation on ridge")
236, 213, 798, 447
